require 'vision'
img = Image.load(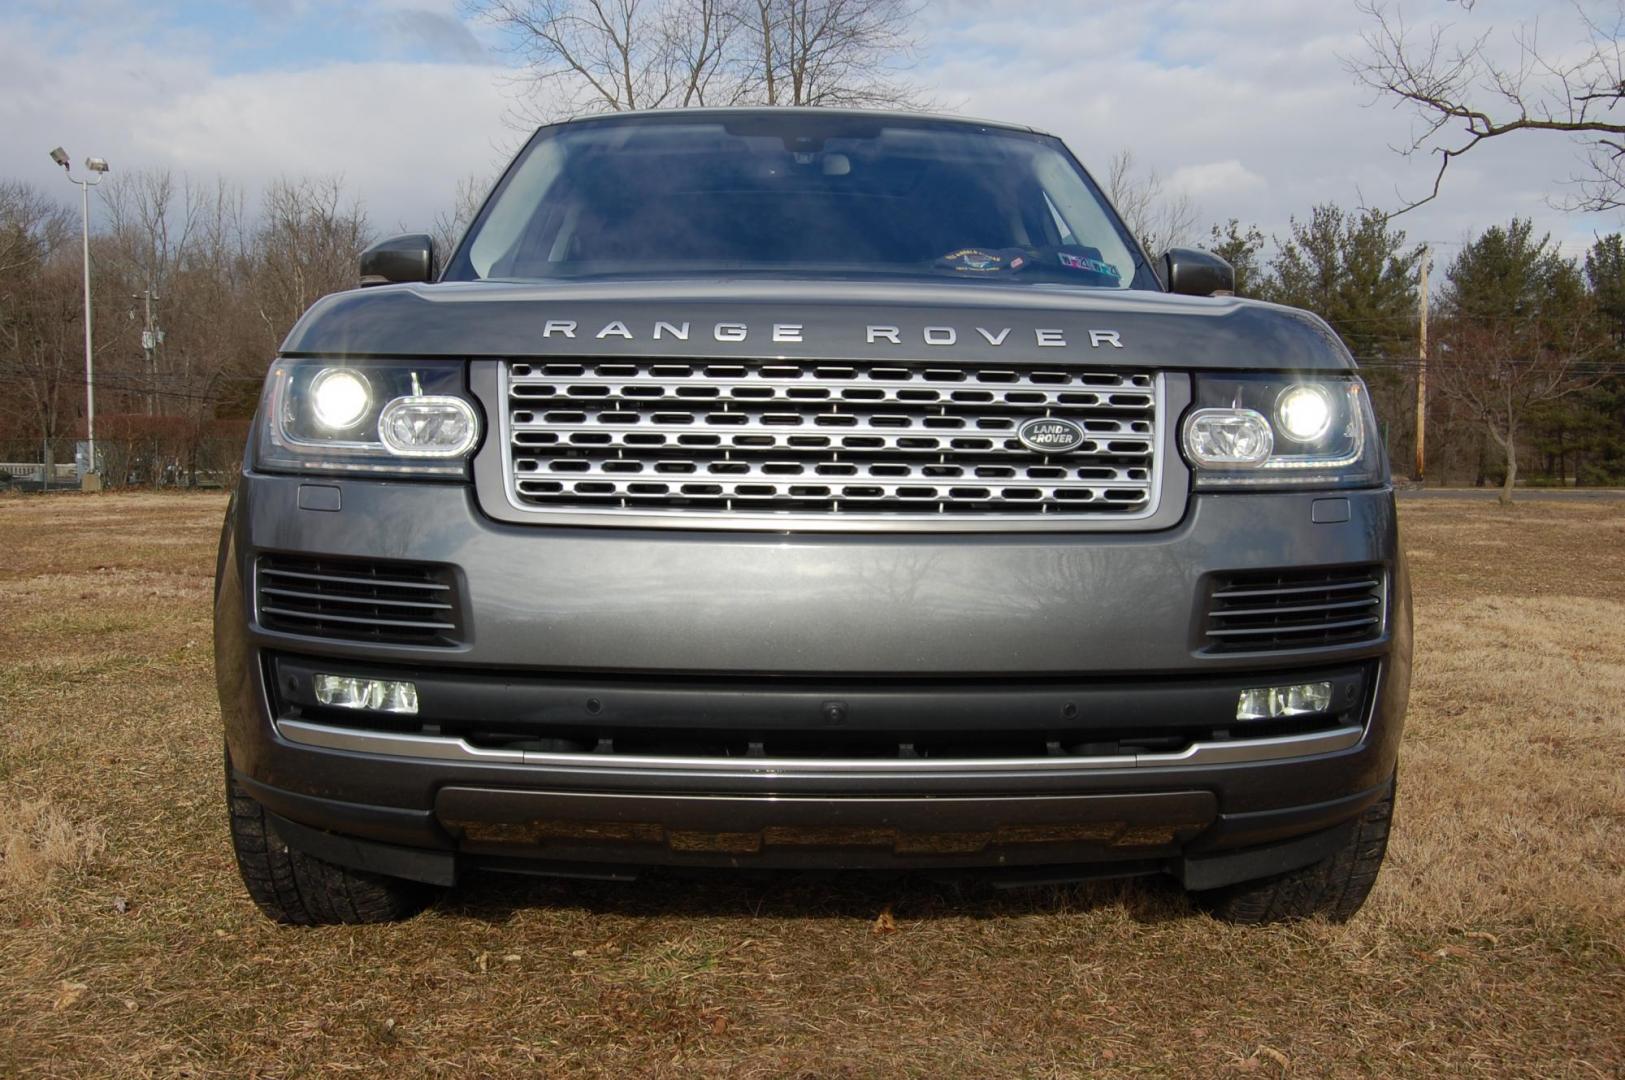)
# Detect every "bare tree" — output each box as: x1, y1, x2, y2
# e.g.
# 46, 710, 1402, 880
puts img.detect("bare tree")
0, 170, 377, 485
102, 171, 201, 297
1434, 219, 1601, 503
467, 0, 922, 121
101, 170, 207, 415
253, 177, 372, 354
0, 181, 73, 278
1435, 326, 1593, 502
737, 0, 922, 107
0, 184, 77, 472
0, 260, 83, 476
431, 174, 495, 273
1104, 149, 1197, 256
164, 180, 259, 484
471, 0, 738, 120
669, 0, 741, 105
1350, 0, 1625, 215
